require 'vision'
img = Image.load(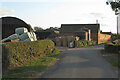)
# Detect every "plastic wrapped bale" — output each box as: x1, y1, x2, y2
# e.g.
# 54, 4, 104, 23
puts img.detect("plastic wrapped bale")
15, 27, 28, 35
8, 34, 19, 40
1, 34, 19, 42
24, 38, 34, 41
1, 38, 9, 42
19, 32, 32, 41
30, 32, 37, 41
